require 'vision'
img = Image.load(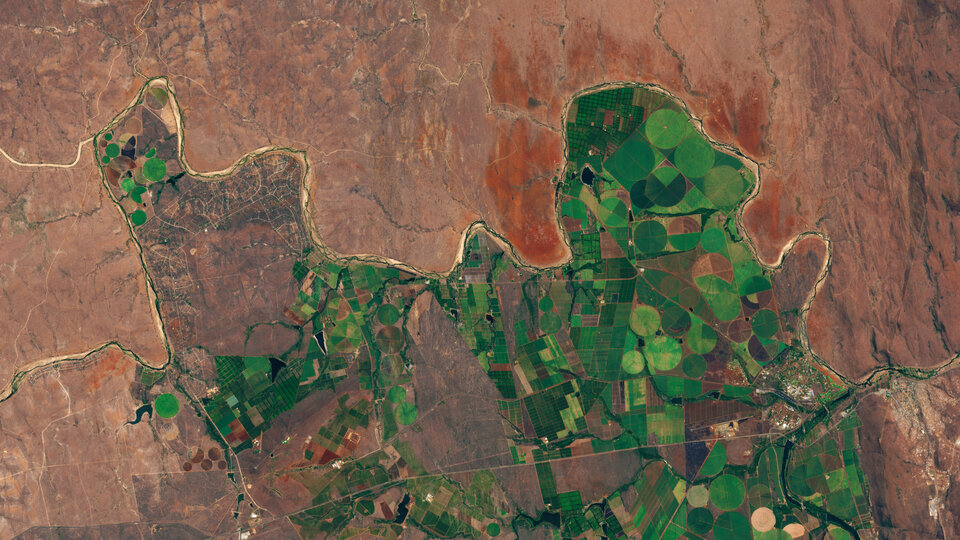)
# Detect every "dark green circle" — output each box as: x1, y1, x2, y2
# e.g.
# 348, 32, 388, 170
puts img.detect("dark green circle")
142, 157, 167, 182
740, 275, 772, 296
634, 220, 668, 254
674, 135, 715, 178
606, 137, 657, 186
709, 475, 746, 511
377, 304, 400, 326
145, 148, 157, 158
644, 109, 688, 149
486, 523, 501, 537
646, 170, 688, 207
104, 133, 113, 141
105, 143, 120, 158
387, 386, 406, 404
130, 210, 147, 226
154, 393, 180, 418
700, 228, 726, 253
713, 511, 751, 540
539, 296, 554, 312
687, 507, 714, 534
661, 304, 691, 335
751, 309, 780, 339
682, 354, 707, 378
630, 179, 654, 209
540, 312, 562, 334
395, 402, 418, 425
101, 156, 111, 164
